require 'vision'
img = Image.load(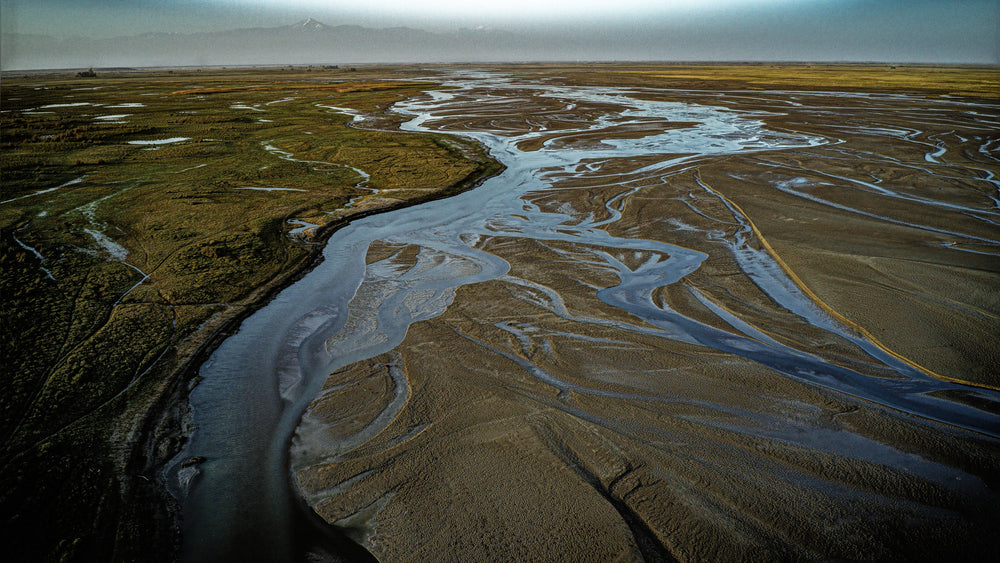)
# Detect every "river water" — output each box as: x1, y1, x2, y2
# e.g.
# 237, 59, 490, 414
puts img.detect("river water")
169, 71, 1000, 561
